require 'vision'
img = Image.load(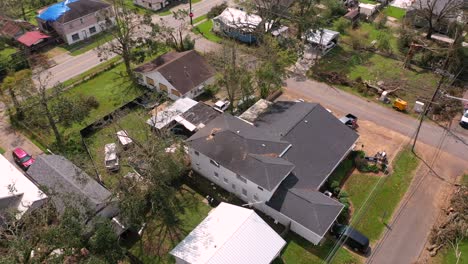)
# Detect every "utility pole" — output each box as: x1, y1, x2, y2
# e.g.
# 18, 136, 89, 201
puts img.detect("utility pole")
411, 30, 460, 152
189, 0, 193, 26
